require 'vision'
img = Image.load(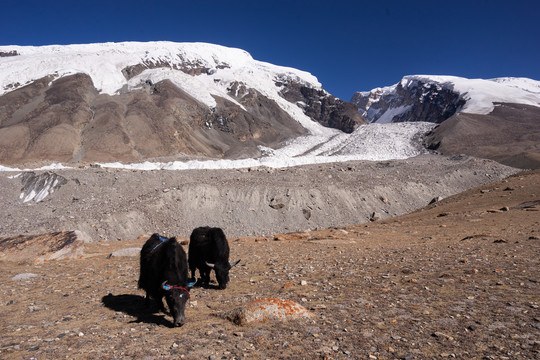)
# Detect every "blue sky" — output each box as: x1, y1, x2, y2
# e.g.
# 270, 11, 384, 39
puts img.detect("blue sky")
2, 0, 539, 100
